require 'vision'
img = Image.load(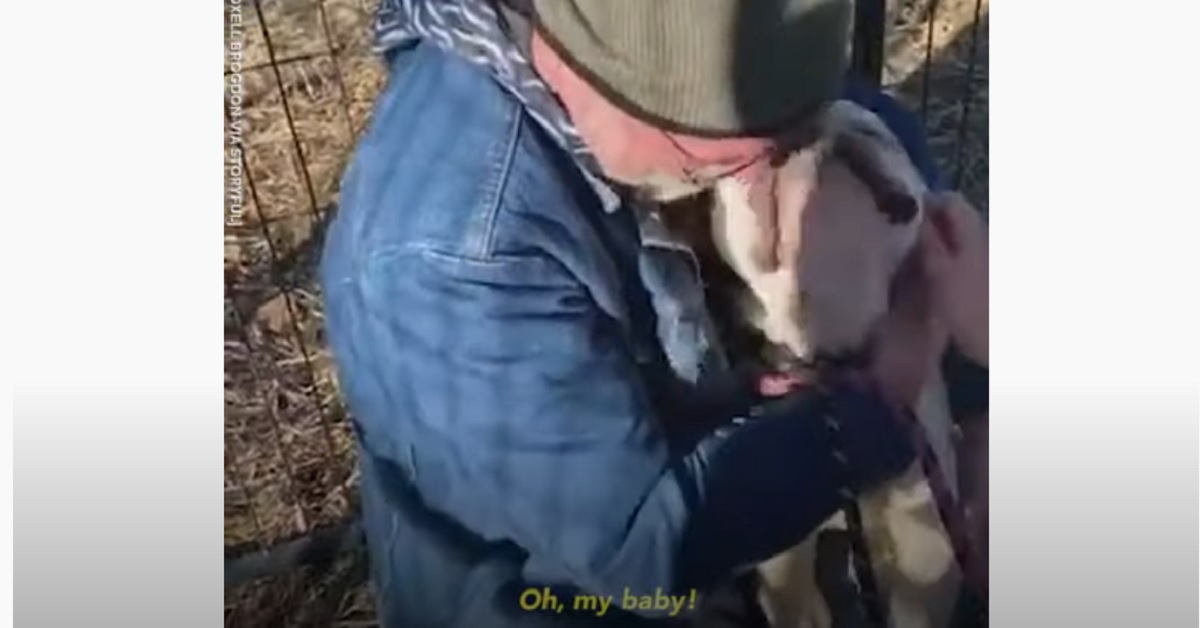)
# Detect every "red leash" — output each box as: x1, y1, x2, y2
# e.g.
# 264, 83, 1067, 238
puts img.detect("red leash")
904, 410, 989, 601
757, 371, 989, 621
